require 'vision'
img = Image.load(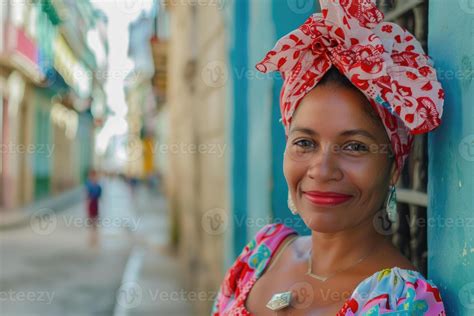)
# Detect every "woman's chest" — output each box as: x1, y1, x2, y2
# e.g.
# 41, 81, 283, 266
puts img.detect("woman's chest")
244, 271, 358, 316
